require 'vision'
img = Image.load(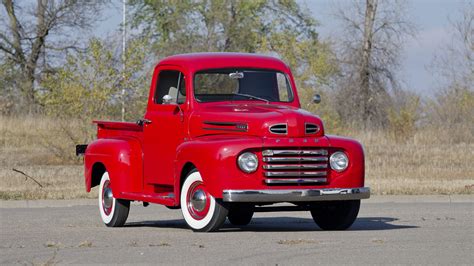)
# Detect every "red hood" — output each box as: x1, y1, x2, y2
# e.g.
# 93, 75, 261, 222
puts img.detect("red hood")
189, 103, 324, 138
